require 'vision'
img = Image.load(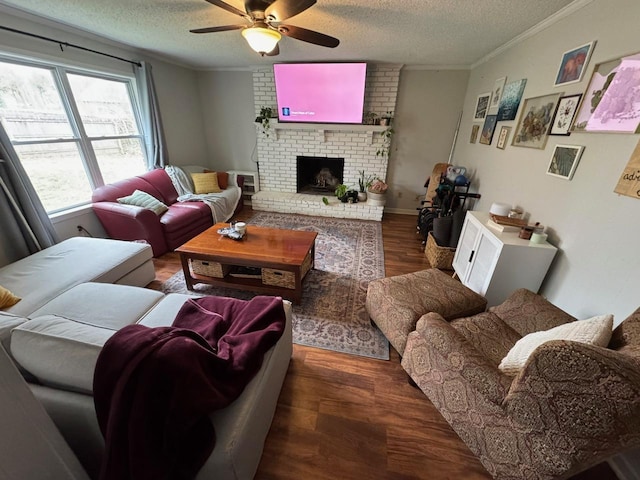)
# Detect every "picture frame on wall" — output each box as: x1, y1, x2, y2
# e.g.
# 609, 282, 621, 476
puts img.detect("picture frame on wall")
550, 93, 583, 135
470, 124, 480, 143
479, 115, 498, 145
512, 93, 562, 149
497, 79, 527, 121
546, 144, 585, 180
572, 51, 640, 133
489, 77, 507, 112
474, 92, 491, 121
554, 41, 596, 86
496, 126, 511, 149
